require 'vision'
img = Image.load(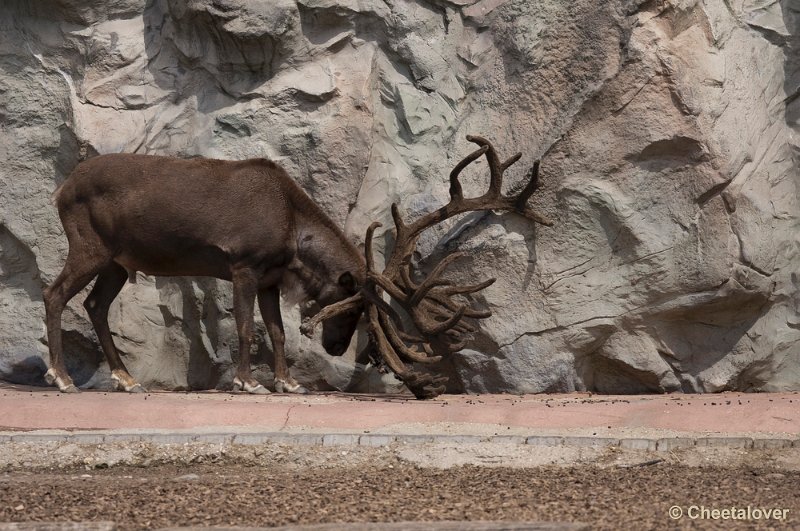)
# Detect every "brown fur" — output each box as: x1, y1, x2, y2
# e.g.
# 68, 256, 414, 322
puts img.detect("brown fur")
44, 154, 365, 393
